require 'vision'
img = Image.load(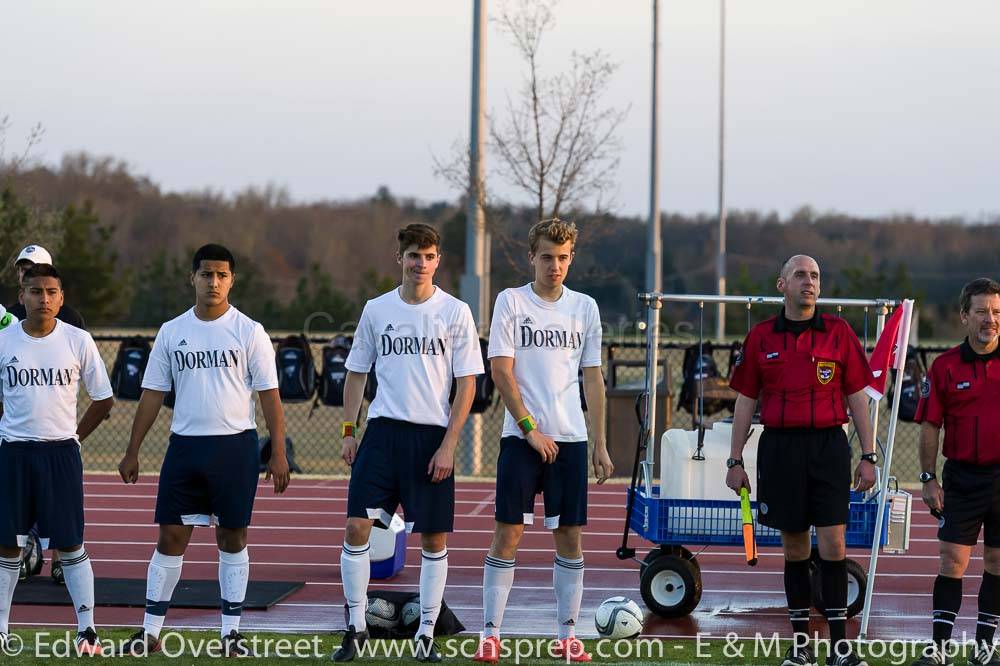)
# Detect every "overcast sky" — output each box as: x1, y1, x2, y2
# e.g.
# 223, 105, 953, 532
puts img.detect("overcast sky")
3, 0, 998, 219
